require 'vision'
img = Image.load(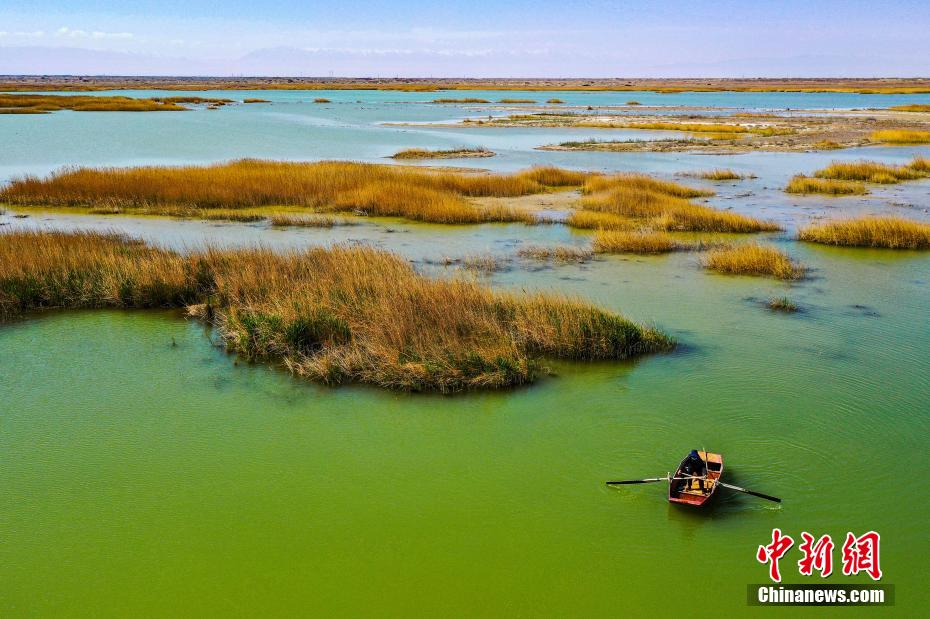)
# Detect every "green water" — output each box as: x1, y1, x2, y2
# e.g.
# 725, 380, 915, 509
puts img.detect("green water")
2, 241, 928, 616
2, 89, 930, 615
